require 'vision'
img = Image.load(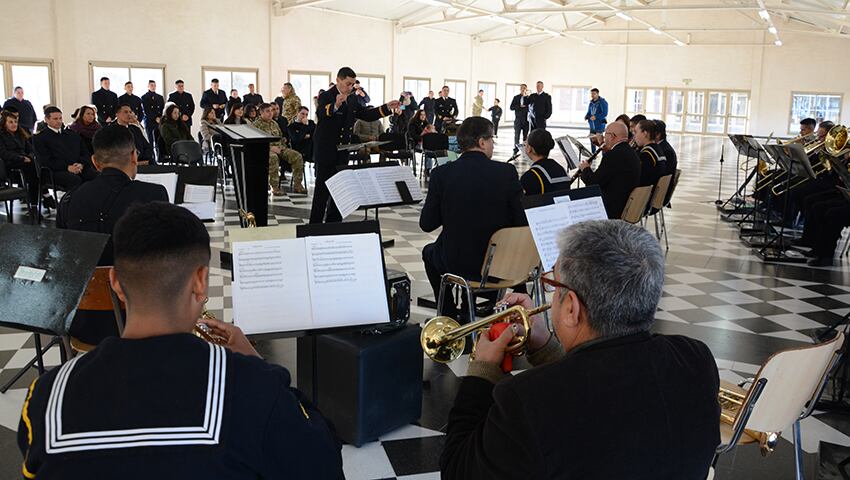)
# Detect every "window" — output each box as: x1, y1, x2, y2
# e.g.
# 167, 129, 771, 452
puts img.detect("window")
666, 90, 684, 131
629, 86, 750, 135
444, 80, 466, 119
504, 83, 524, 122
477, 82, 496, 116
202, 67, 257, 98
728, 92, 750, 134
288, 71, 331, 107
685, 91, 705, 133
403, 77, 430, 107
1, 60, 54, 121
706, 92, 727, 134
90, 62, 165, 97
357, 75, 385, 106
551, 86, 590, 125
789, 92, 842, 134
